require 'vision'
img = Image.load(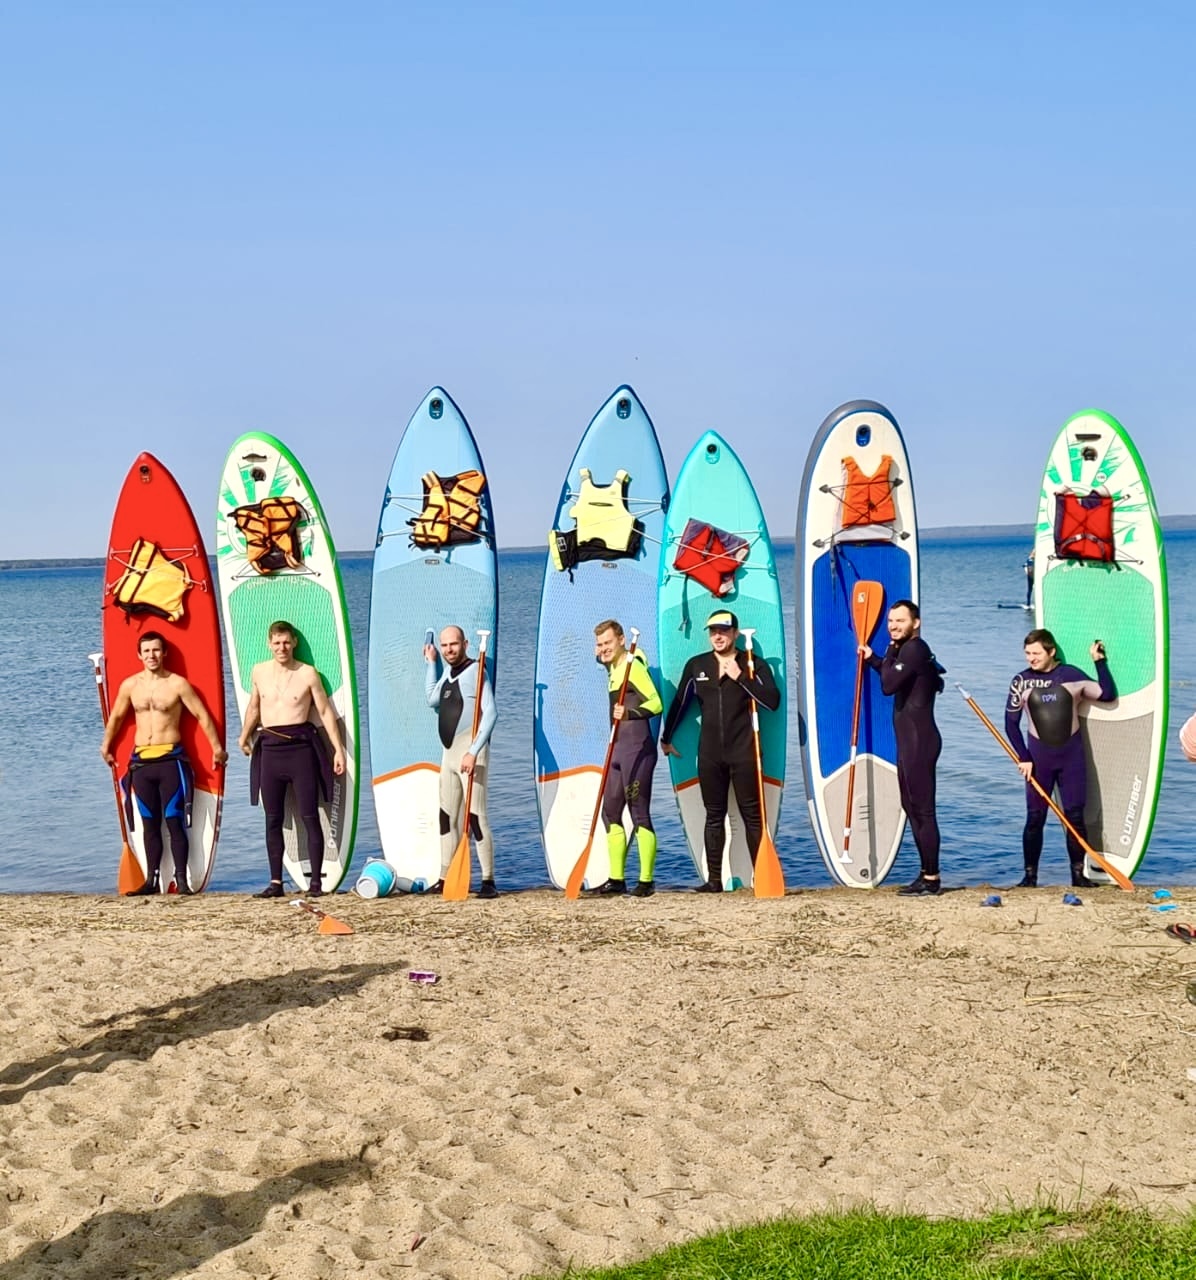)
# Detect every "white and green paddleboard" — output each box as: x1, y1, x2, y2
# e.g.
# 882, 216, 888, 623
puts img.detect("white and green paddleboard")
1034, 409, 1168, 882
216, 433, 360, 891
